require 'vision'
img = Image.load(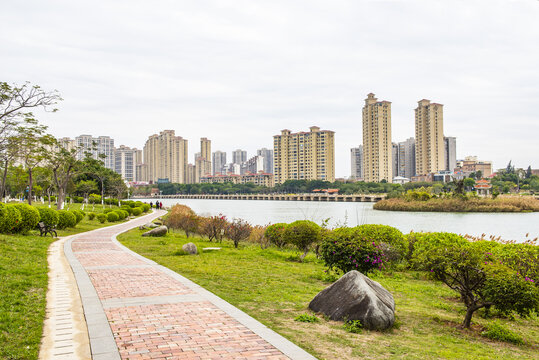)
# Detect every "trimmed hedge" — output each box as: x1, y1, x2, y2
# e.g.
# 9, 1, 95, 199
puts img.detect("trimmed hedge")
96, 213, 107, 223
87, 212, 96, 220
131, 207, 142, 216
107, 212, 119, 222
0, 204, 22, 234
265, 223, 288, 248
12, 203, 41, 234
37, 207, 59, 228
57, 210, 77, 229
73, 210, 85, 224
